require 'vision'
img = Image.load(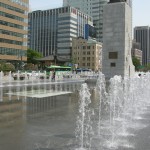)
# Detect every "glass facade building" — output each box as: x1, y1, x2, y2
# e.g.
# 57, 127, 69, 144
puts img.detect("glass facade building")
0, 0, 29, 61
134, 26, 150, 65
28, 6, 93, 61
63, 0, 108, 42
